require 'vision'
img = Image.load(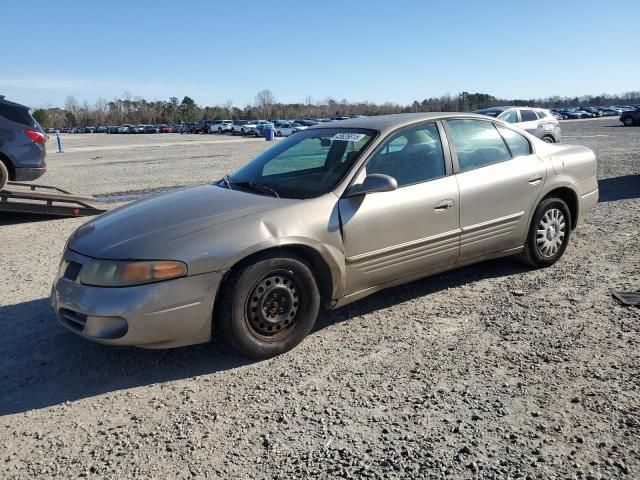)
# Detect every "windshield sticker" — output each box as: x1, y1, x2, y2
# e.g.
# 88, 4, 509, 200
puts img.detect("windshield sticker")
332, 133, 365, 142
